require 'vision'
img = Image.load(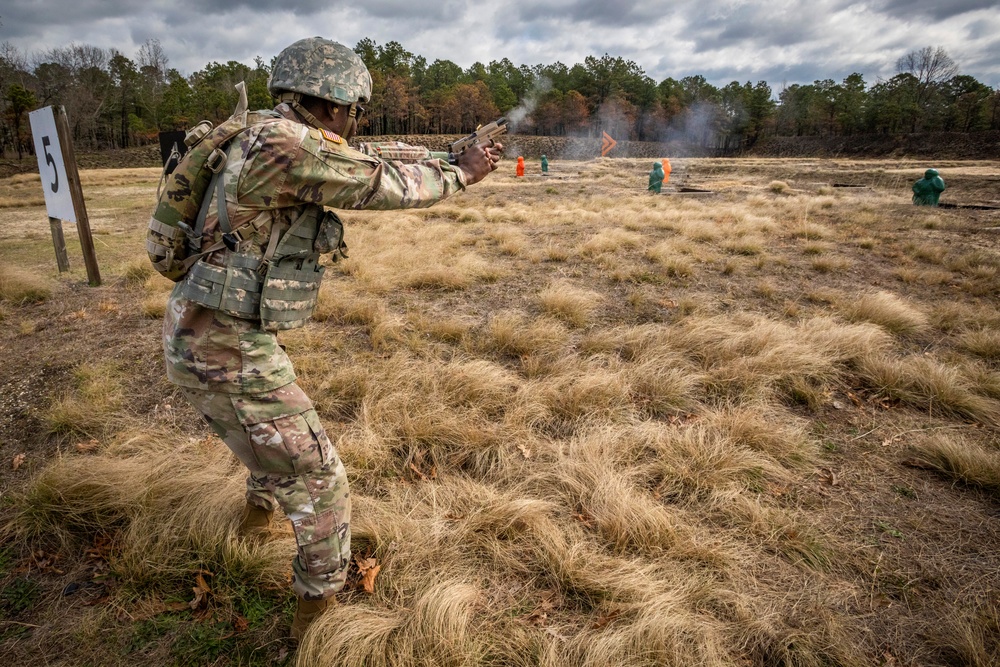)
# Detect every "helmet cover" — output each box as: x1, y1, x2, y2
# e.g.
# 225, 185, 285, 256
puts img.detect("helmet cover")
268, 37, 372, 105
